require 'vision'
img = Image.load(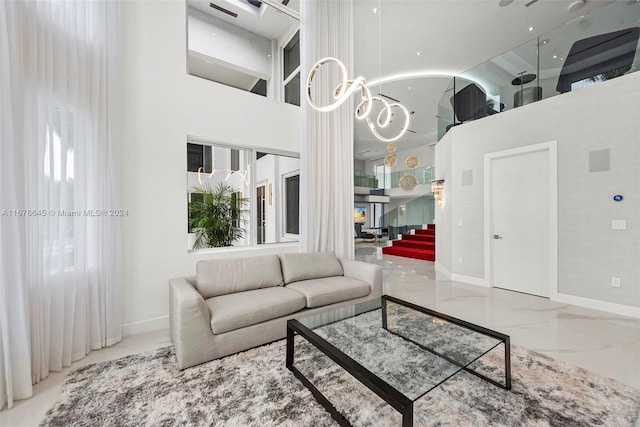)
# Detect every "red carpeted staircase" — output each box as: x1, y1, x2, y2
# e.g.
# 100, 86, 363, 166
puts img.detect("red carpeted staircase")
382, 224, 436, 261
